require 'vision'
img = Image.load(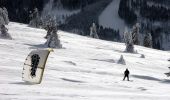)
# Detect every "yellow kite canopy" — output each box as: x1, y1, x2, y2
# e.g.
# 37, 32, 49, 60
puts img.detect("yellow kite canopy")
22, 49, 53, 84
